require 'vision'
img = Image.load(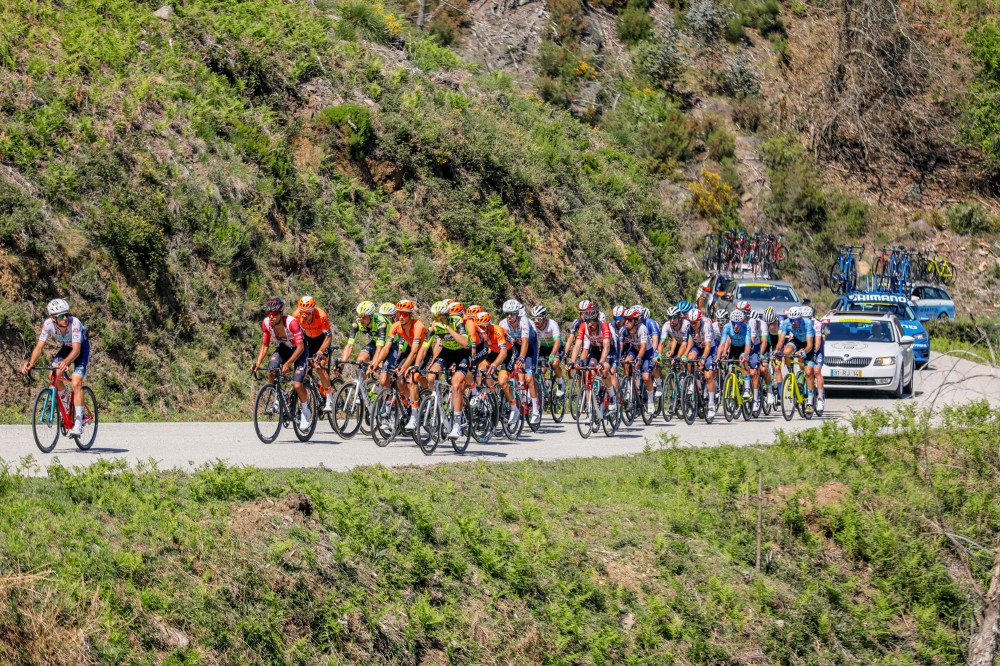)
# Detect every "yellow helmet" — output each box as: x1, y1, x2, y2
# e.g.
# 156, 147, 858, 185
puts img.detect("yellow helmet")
356, 301, 376, 316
